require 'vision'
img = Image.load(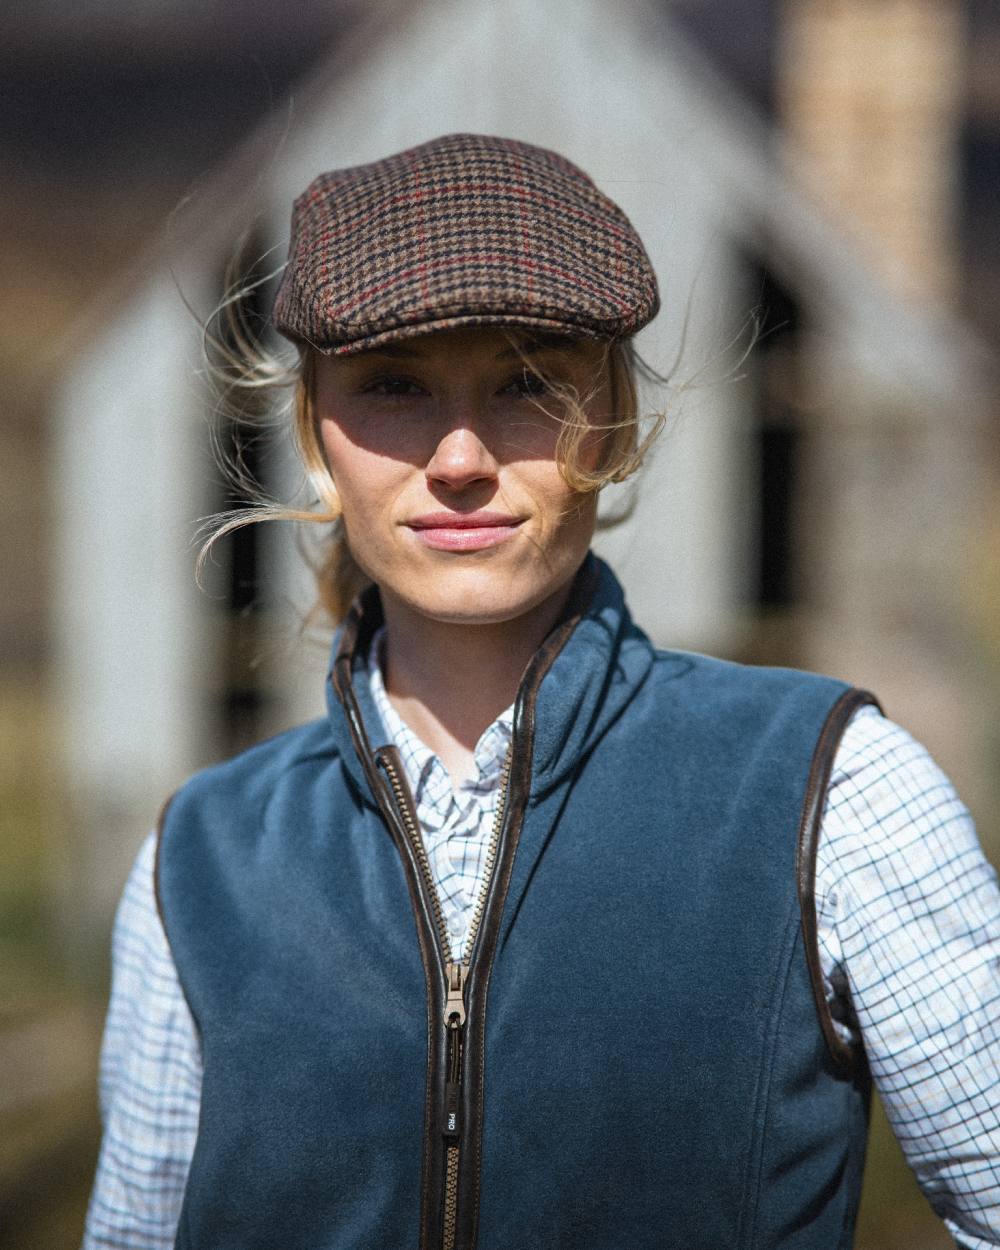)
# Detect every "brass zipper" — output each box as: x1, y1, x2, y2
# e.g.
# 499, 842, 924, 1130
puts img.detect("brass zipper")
377, 745, 512, 1250
442, 970, 464, 1250
379, 754, 454, 955
334, 558, 594, 1250
466, 749, 512, 957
